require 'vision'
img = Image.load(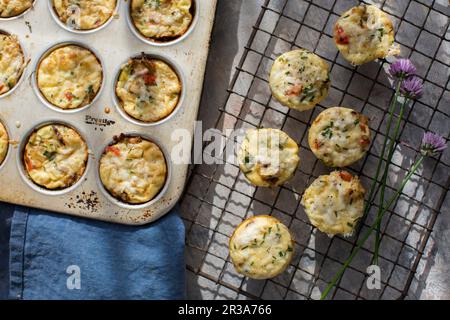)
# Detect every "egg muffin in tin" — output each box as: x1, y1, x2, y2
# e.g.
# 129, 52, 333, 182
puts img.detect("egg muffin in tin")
52, 0, 117, 30
99, 134, 167, 205
269, 49, 330, 111
309, 107, 371, 167
0, 120, 8, 166
115, 55, 181, 123
229, 215, 295, 279
0, 32, 25, 96
37, 44, 103, 110
130, 0, 194, 41
334, 4, 400, 65
301, 171, 365, 237
0, 0, 33, 18
238, 128, 300, 187
23, 124, 89, 190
